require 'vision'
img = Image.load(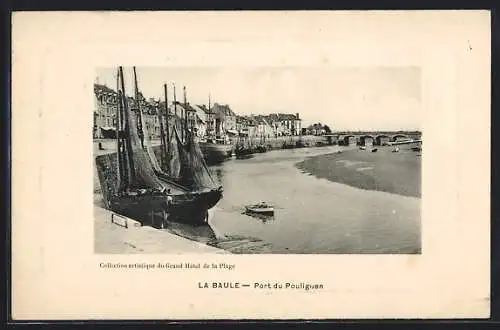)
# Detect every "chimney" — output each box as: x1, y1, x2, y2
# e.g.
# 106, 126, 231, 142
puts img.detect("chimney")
296, 113, 299, 120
